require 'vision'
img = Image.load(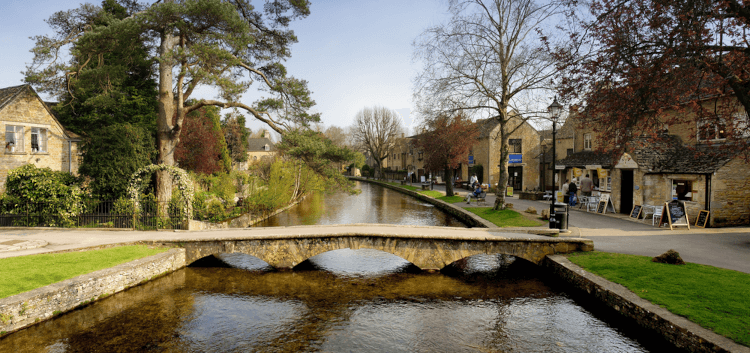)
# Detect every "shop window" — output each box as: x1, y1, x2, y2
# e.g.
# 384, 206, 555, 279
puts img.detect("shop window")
509, 139, 522, 153
584, 133, 592, 150
672, 180, 693, 201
